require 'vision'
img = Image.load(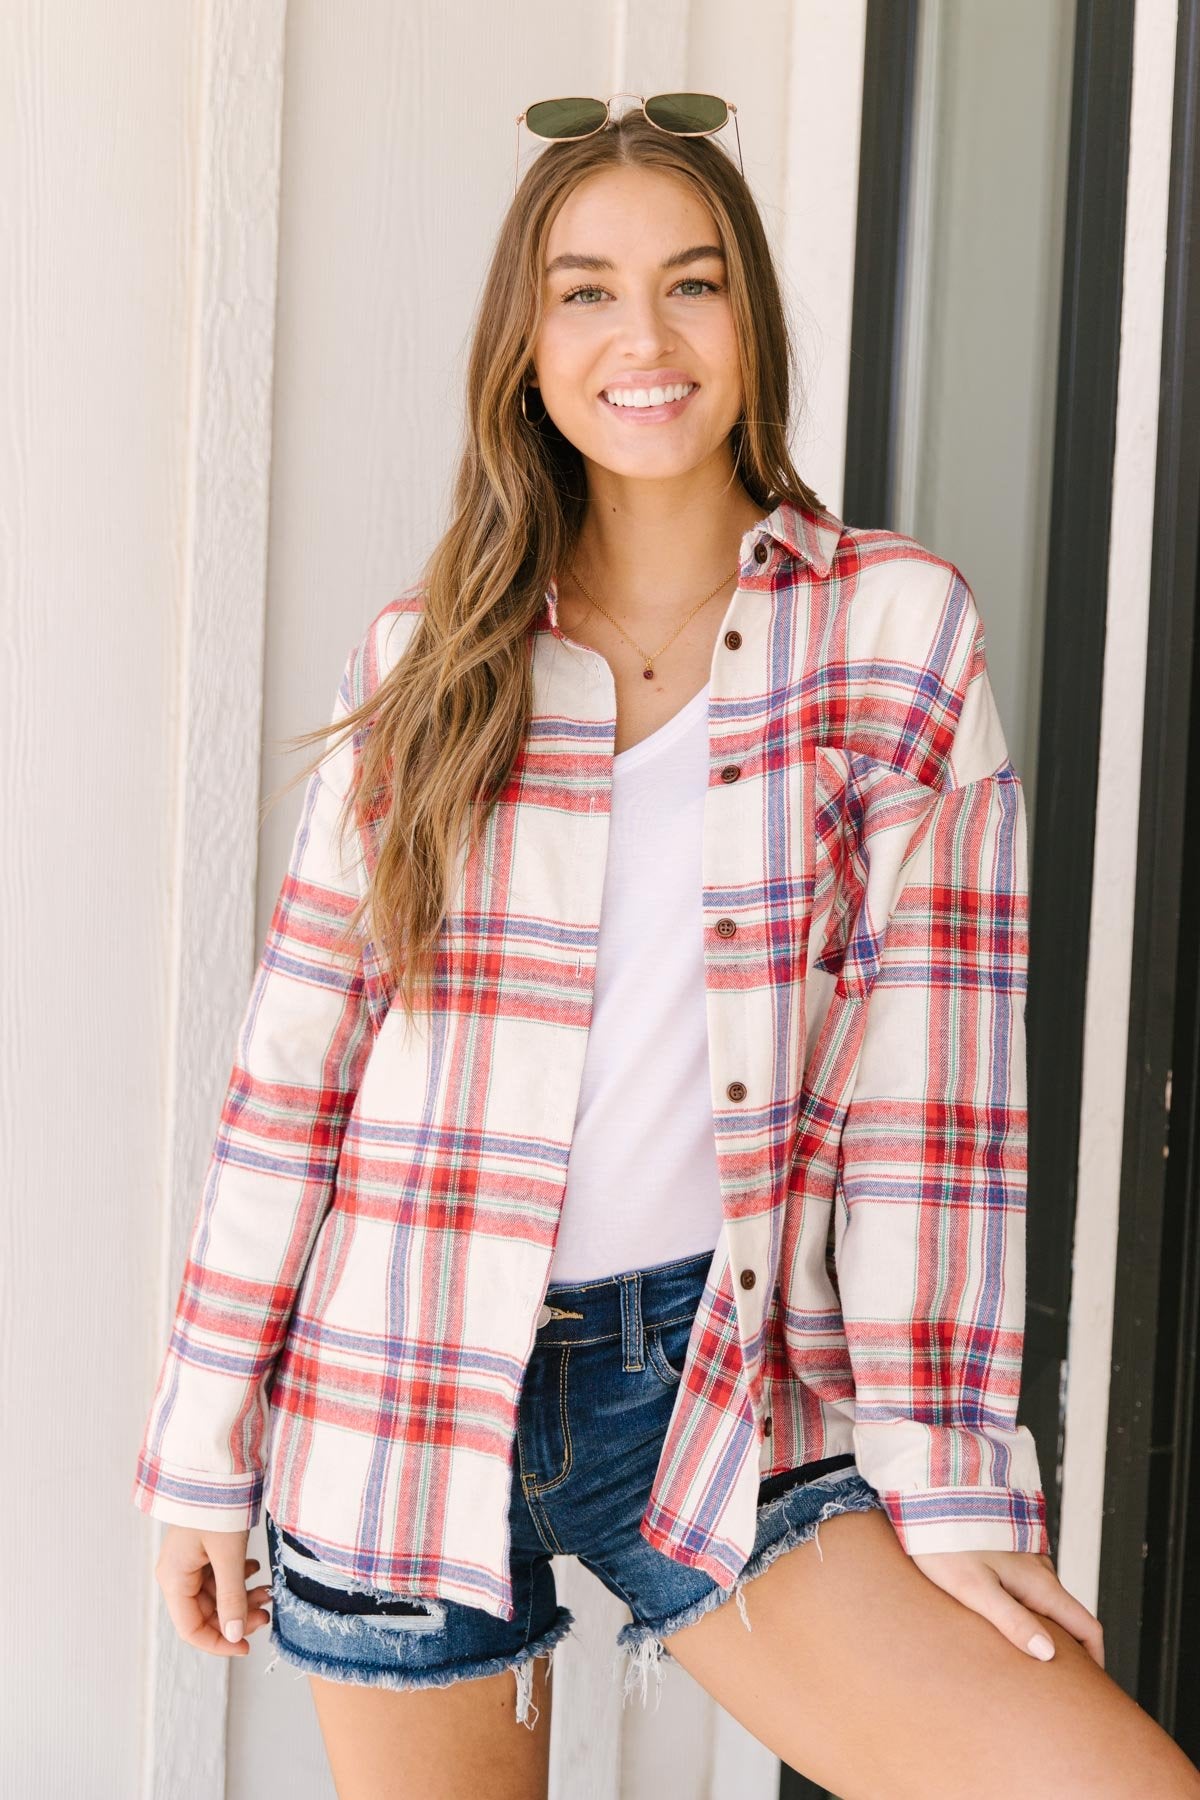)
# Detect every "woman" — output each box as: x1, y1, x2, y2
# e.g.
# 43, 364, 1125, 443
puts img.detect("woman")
132, 98, 1200, 1799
